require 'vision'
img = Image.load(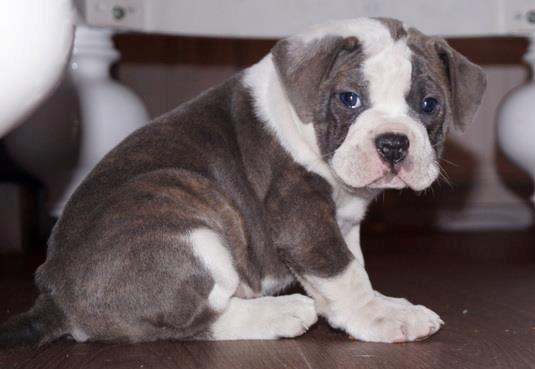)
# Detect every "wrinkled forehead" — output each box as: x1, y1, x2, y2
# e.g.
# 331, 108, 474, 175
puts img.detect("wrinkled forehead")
295, 18, 408, 58
298, 18, 414, 114
405, 29, 449, 85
